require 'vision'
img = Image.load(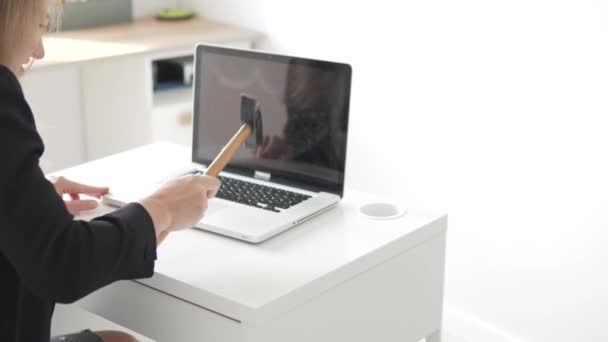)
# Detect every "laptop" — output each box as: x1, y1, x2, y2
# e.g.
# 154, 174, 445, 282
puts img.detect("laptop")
104, 44, 352, 243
